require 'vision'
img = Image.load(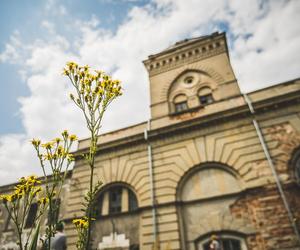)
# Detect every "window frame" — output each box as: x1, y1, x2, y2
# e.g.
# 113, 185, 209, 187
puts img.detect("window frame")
199, 93, 214, 105
109, 186, 123, 214
96, 185, 139, 217
174, 101, 188, 113
196, 232, 247, 250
